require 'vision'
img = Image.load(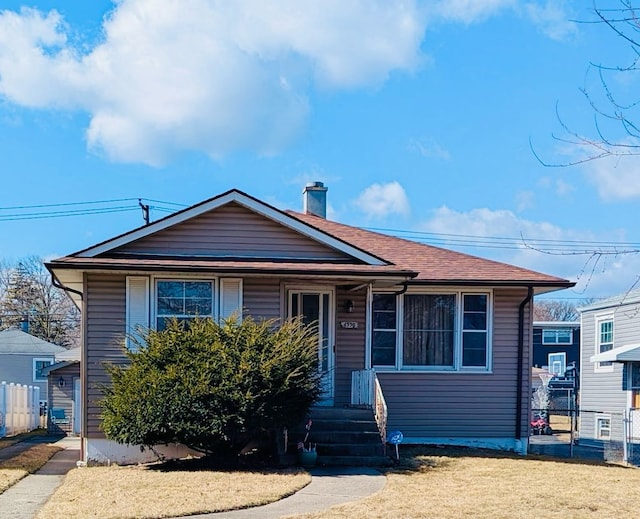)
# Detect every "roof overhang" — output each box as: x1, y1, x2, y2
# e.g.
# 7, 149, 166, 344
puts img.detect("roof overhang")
405, 279, 574, 294
41, 360, 79, 375
590, 343, 640, 363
